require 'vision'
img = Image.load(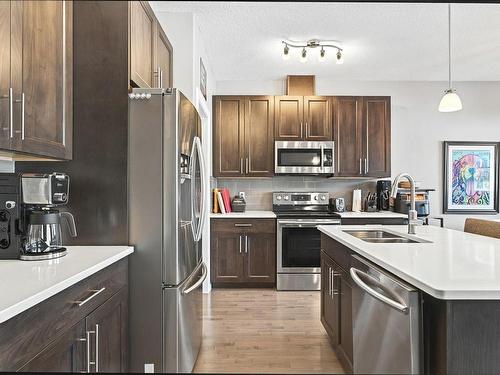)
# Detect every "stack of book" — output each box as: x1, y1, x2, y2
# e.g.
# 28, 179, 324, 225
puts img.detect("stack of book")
212, 188, 232, 214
